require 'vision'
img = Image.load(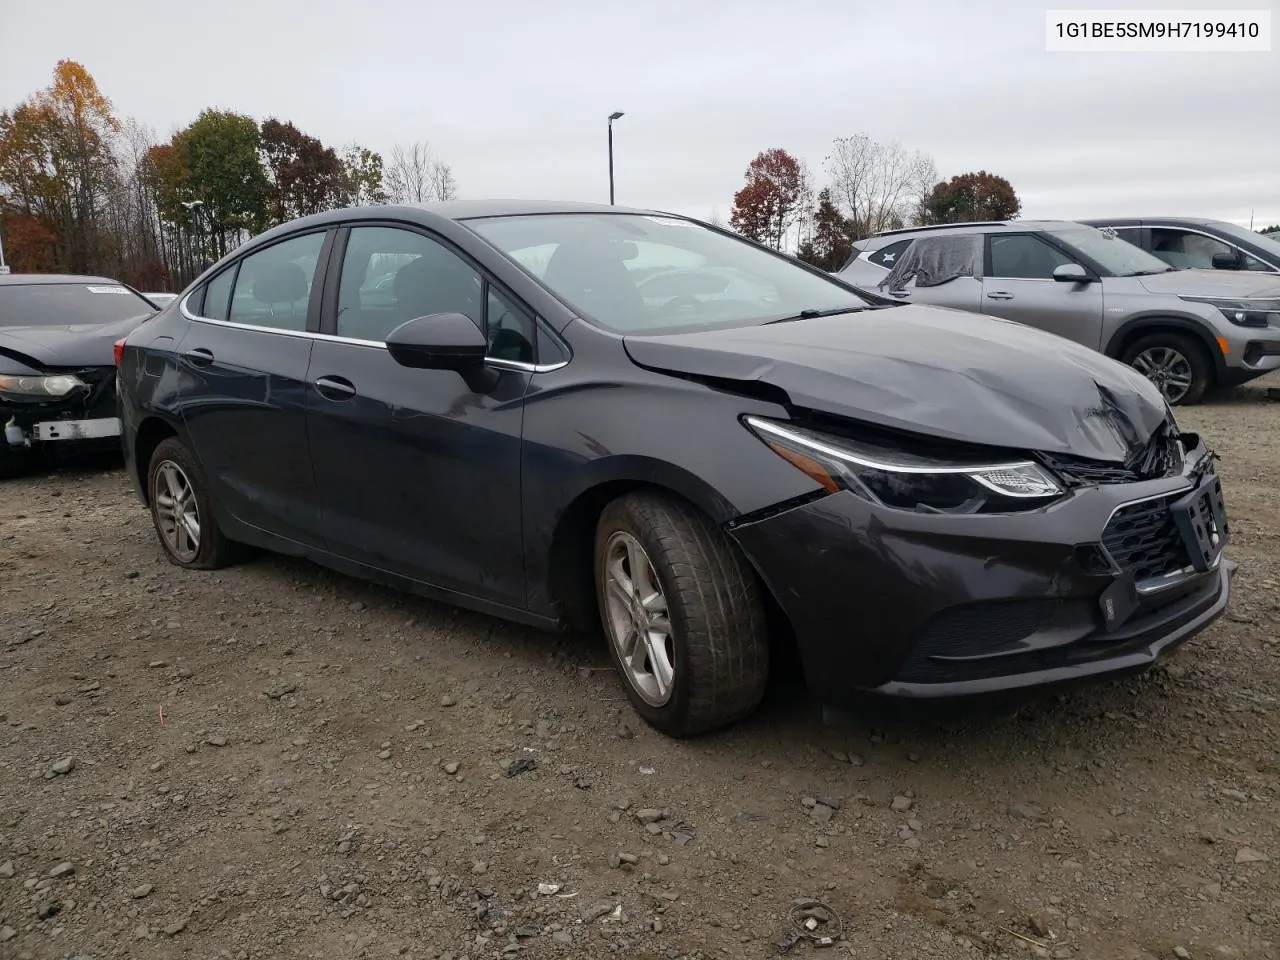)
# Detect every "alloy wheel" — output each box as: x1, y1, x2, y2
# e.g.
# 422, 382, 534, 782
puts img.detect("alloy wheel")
154, 460, 201, 563
602, 531, 676, 706
1130, 346, 1194, 404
